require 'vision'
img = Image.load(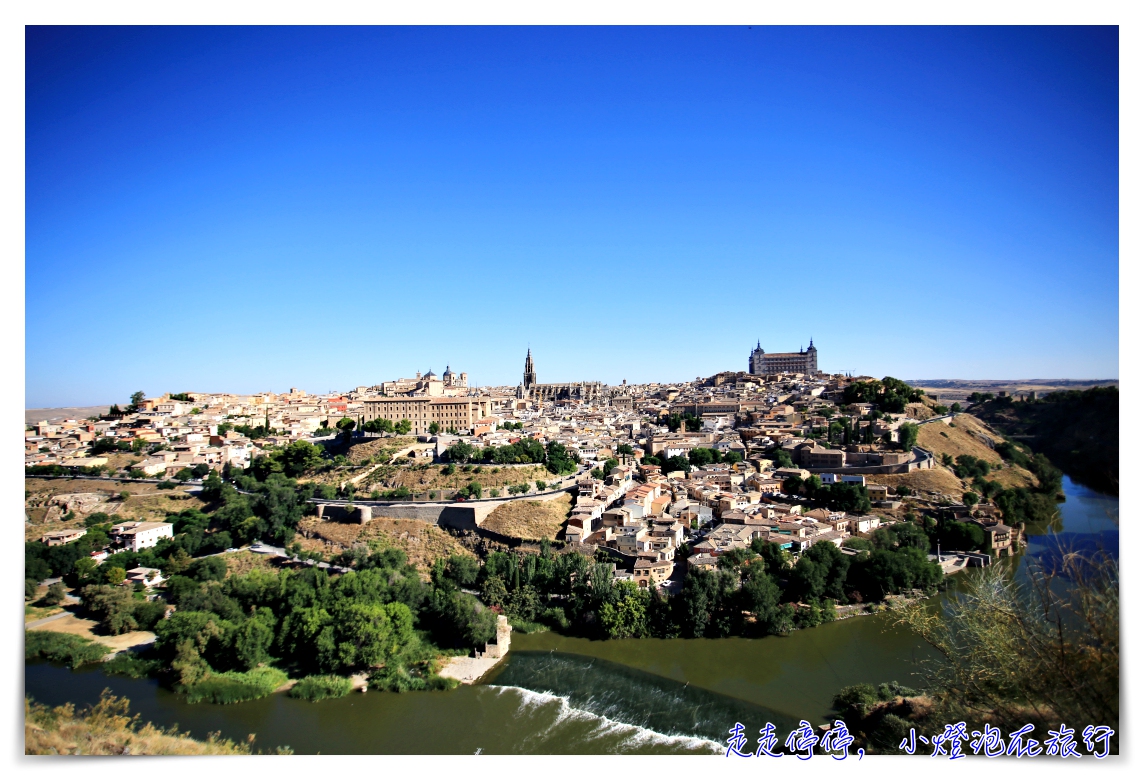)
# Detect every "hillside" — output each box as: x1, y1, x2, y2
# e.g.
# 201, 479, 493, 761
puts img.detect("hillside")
24, 478, 206, 541
296, 515, 476, 574
869, 414, 1037, 499
481, 493, 573, 541
973, 387, 1118, 495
